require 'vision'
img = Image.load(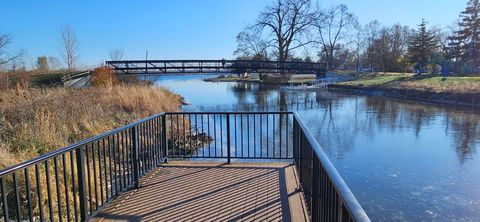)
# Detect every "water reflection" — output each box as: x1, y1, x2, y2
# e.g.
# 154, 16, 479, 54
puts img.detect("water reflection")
361, 97, 480, 163
151, 75, 480, 221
